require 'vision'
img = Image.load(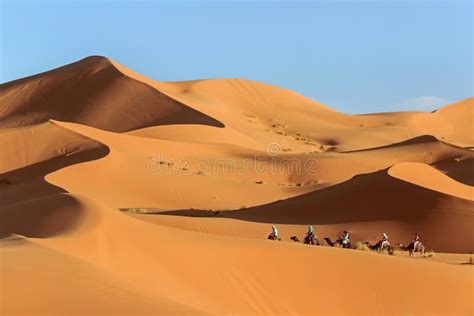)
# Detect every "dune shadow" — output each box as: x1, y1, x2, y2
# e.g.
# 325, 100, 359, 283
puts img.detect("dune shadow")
0, 142, 110, 238
0, 145, 110, 207
0, 194, 85, 238
151, 168, 473, 225
432, 157, 474, 186
156, 209, 223, 217
146, 97, 225, 129
340, 135, 442, 153
0, 57, 224, 131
